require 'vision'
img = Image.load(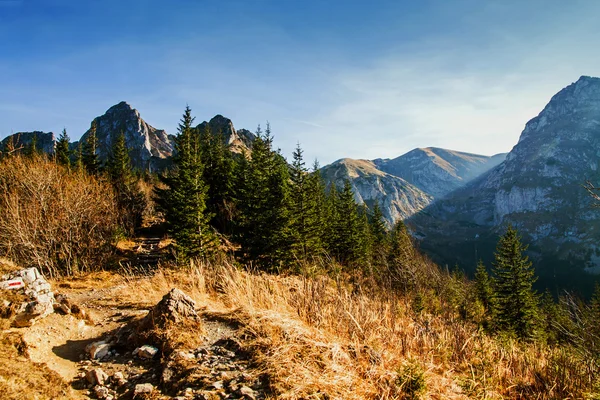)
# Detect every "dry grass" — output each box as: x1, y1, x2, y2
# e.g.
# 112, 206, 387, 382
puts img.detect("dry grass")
104, 259, 599, 400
